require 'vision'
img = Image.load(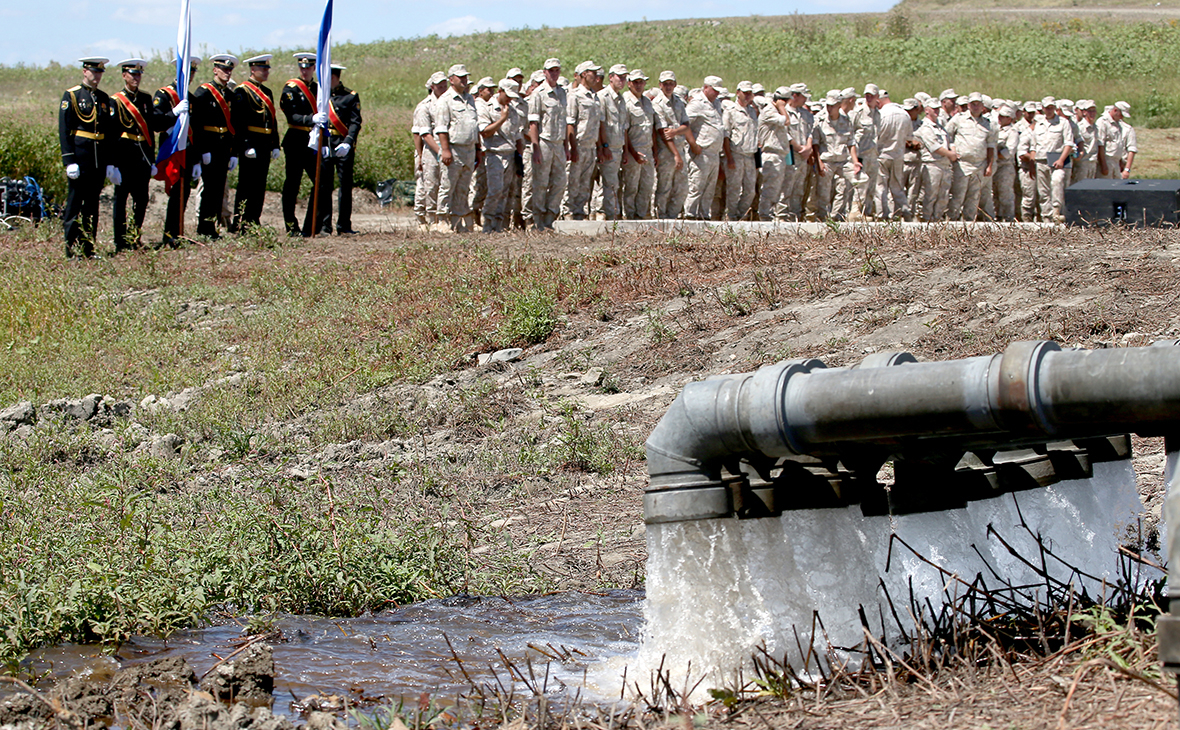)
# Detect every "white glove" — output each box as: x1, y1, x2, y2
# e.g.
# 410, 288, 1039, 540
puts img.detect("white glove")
312, 112, 329, 125
66, 163, 80, 180
245, 148, 257, 159
322, 145, 331, 159
202, 152, 212, 165
270, 148, 281, 161
228, 156, 238, 171
150, 164, 158, 177
106, 165, 122, 186
173, 99, 189, 115
192, 163, 202, 180
334, 142, 351, 158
